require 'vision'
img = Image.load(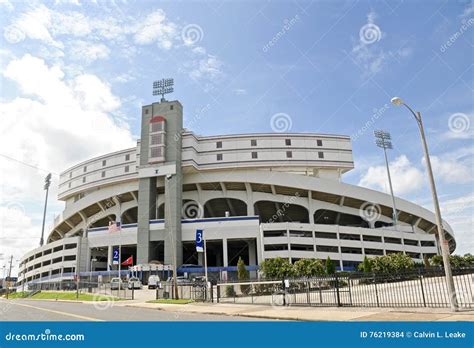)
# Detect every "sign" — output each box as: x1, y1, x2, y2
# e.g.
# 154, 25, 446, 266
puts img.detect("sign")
196, 229, 204, 252
138, 163, 176, 179
112, 247, 119, 265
